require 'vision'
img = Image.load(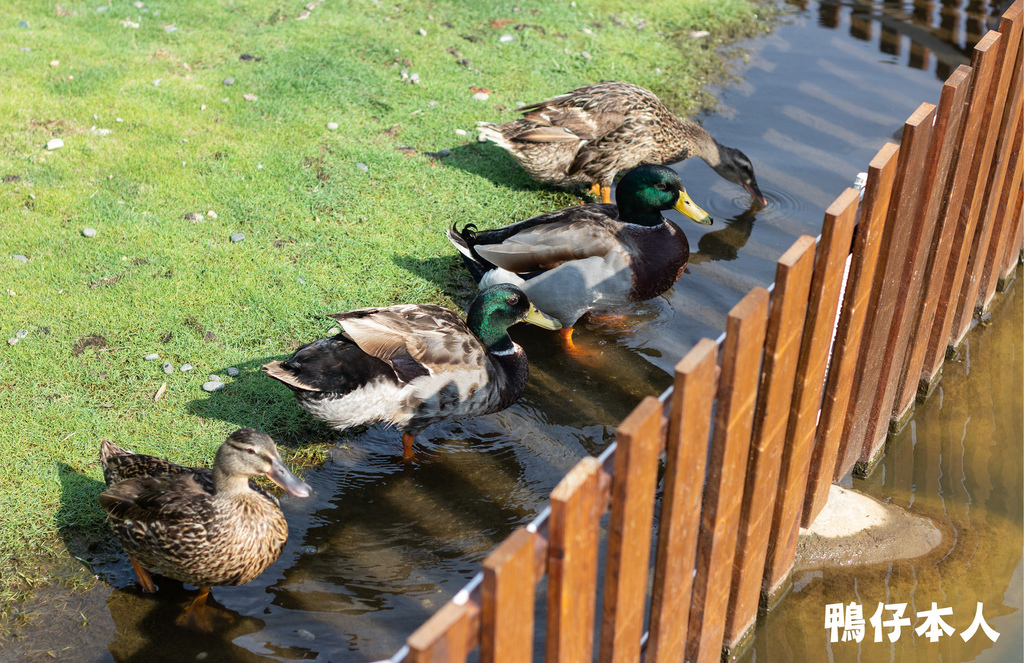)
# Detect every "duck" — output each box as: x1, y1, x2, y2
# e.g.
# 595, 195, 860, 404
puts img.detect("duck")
446, 164, 711, 347
477, 80, 766, 205
262, 284, 560, 461
98, 429, 311, 630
